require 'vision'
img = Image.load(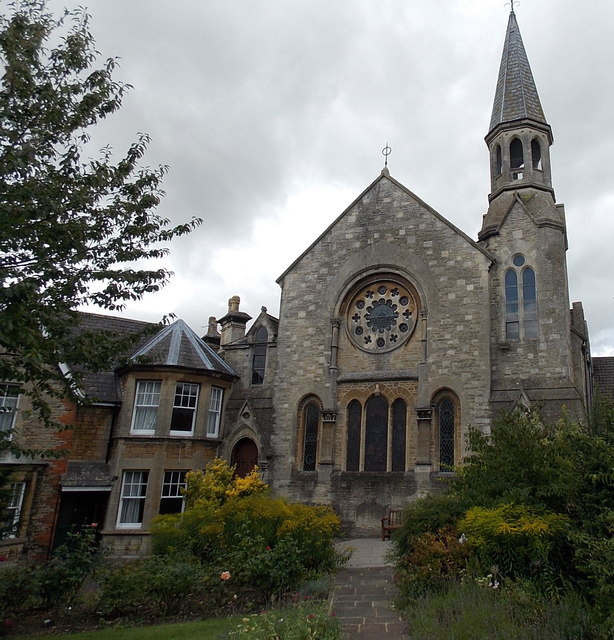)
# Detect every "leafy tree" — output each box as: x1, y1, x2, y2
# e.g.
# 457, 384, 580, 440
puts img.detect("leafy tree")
0, 1, 201, 453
